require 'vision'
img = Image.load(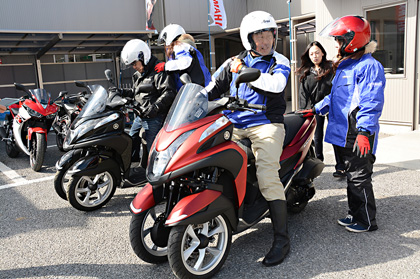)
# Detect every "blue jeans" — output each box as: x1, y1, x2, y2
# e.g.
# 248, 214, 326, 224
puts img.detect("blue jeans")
129, 116, 164, 161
